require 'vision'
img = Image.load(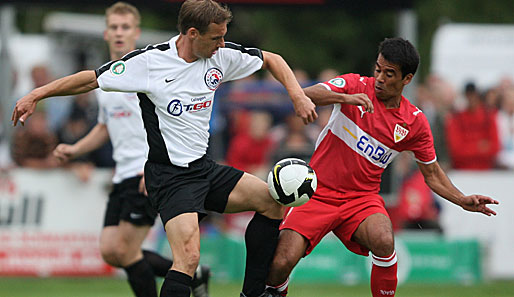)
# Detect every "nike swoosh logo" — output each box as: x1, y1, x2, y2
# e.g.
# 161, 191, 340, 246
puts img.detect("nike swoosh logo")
130, 213, 143, 219
165, 78, 176, 83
